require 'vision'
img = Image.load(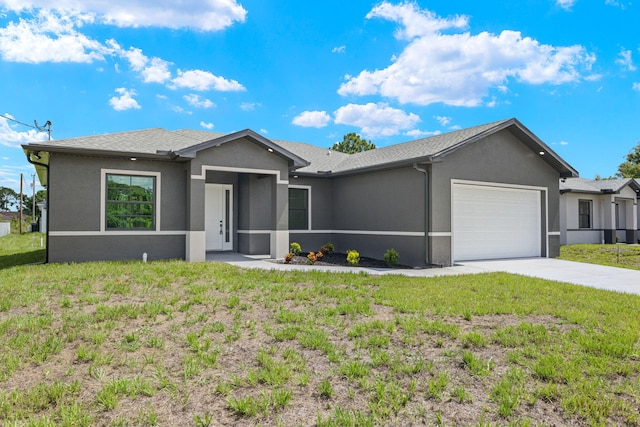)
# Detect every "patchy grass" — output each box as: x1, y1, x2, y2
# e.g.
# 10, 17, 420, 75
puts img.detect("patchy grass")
0, 257, 639, 425
560, 243, 640, 270
0, 232, 46, 269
